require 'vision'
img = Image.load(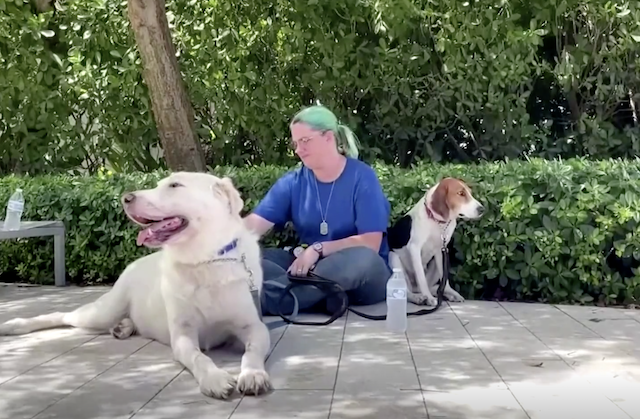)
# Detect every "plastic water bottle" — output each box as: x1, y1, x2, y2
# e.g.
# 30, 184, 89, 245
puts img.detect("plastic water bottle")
386, 268, 408, 333
3, 188, 25, 231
